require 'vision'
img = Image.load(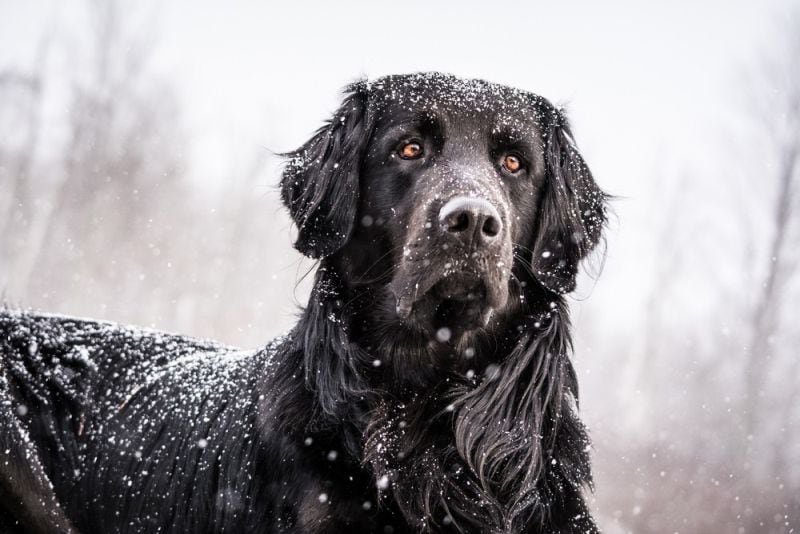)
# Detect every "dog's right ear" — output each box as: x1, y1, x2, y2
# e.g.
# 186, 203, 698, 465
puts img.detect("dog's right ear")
281, 81, 373, 259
